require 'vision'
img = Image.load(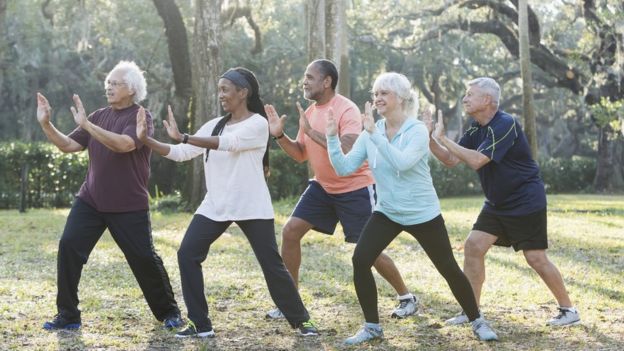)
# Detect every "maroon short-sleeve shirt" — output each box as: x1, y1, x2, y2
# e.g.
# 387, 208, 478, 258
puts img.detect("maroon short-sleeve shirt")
69, 104, 154, 212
